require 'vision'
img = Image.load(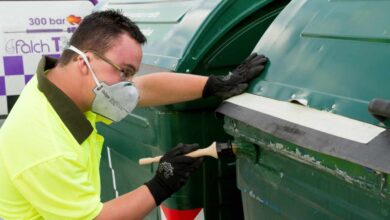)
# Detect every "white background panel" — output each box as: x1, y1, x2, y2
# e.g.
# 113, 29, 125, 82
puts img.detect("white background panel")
0, 96, 7, 115
5, 75, 25, 95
